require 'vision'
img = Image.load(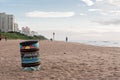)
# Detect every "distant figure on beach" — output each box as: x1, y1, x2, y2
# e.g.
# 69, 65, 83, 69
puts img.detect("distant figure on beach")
0, 35, 2, 41
0, 37, 1, 41
50, 38, 53, 41
53, 32, 55, 41
66, 37, 68, 42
